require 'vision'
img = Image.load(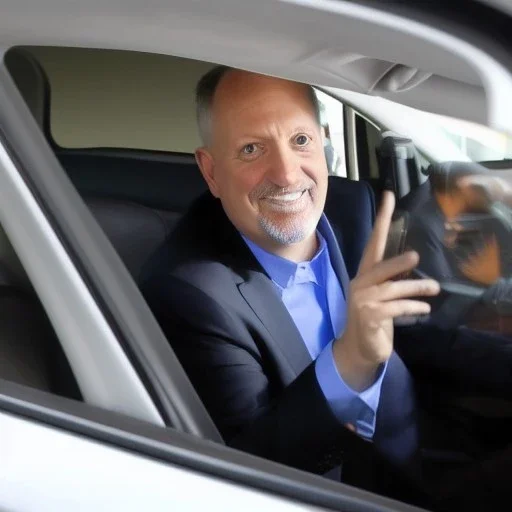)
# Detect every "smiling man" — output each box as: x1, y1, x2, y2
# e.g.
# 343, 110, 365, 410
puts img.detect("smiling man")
194, 69, 328, 262
142, 66, 441, 501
